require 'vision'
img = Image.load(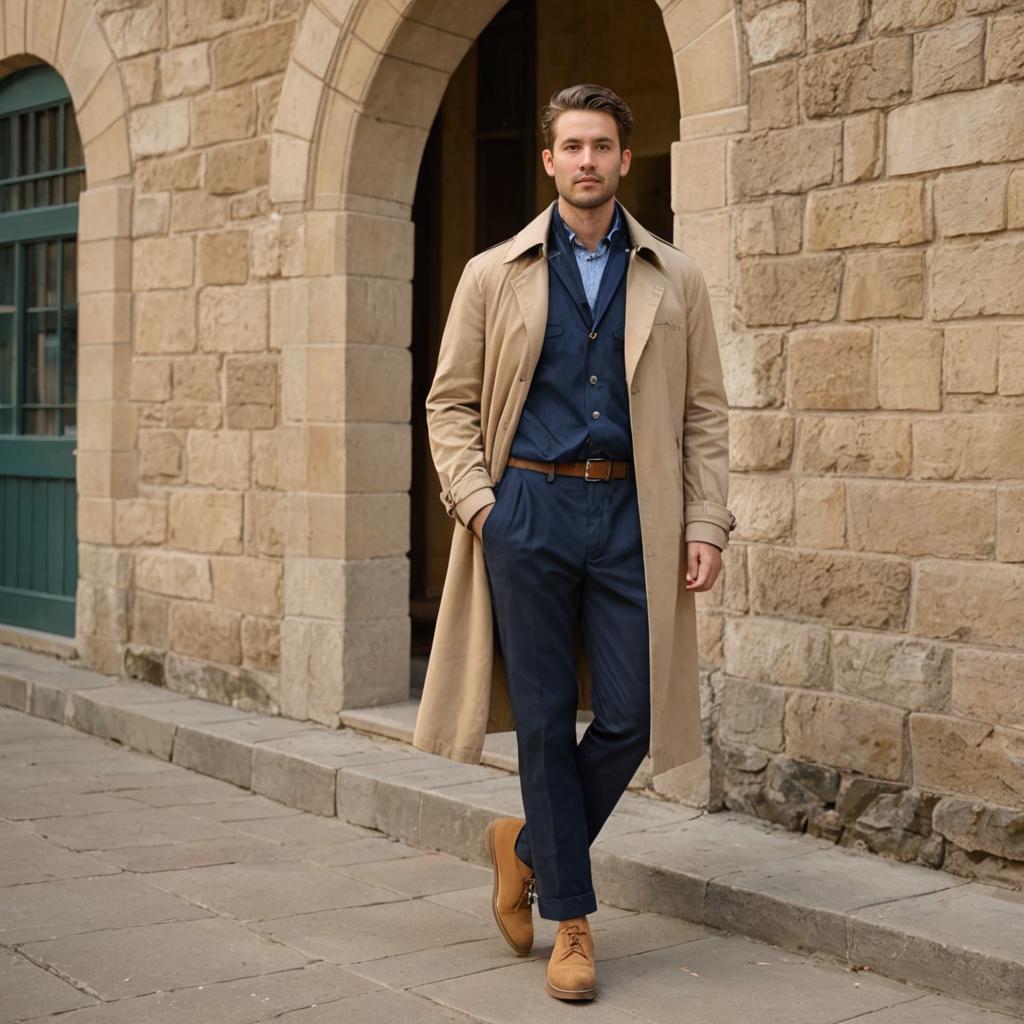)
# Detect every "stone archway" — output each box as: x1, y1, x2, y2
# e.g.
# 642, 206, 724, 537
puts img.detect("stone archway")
267, 0, 746, 738
0, 0, 134, 672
